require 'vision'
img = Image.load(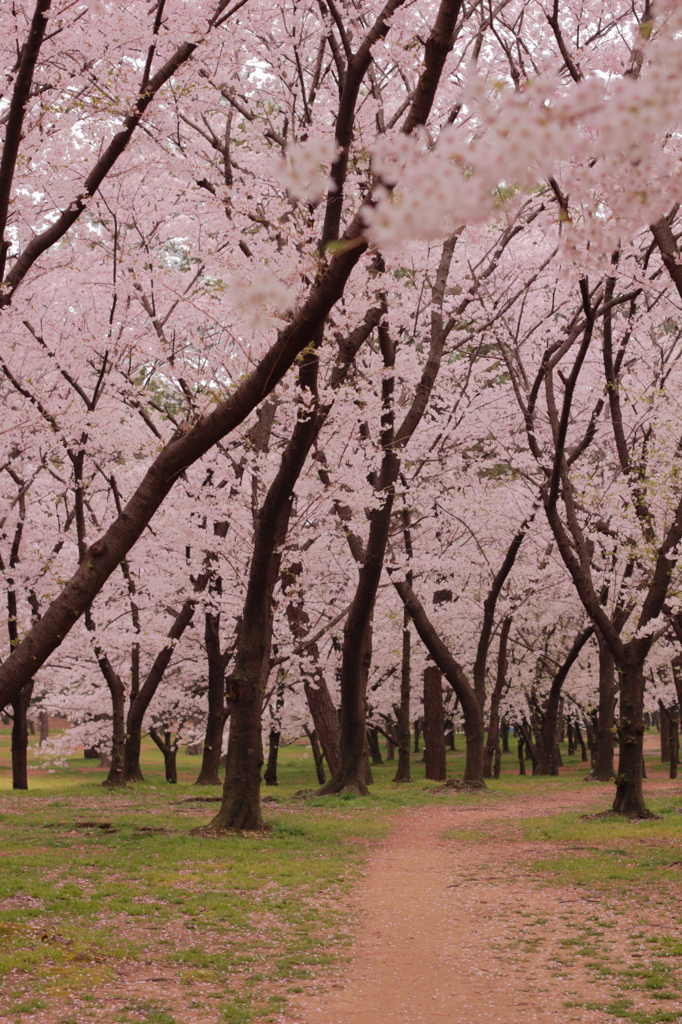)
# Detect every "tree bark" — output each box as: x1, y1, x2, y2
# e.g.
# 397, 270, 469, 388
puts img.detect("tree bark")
209, 494, 290, 830
669, 709, 679, 780
367, 726, 384, 765
536, 626, 593, 775
210, 350, 323, 830
483, 617, 511, 778
123, 597, 196, 782
518, 720, 539, 774
574, 719, 588, 761
195, 610, 230, 785
393, 524, 413, 783
317, 505, 394, 795
304, 674, 341, 776
591, 634, 617, 779
11, 681, 34, 790
264, 729, 280, 785
423, 666, 446, 781
393, 578, 485, 787
659, 700, 670, 763
149, 728, 178, 784
104, 668, 126, 787
305, 725, 326, 785
612, 647, 648, 816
